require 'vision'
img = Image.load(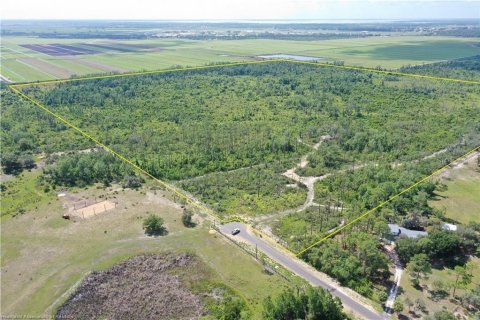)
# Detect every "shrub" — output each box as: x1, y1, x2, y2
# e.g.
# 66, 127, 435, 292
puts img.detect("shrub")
142, 214, 167, 236
182, 209, 195, 227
